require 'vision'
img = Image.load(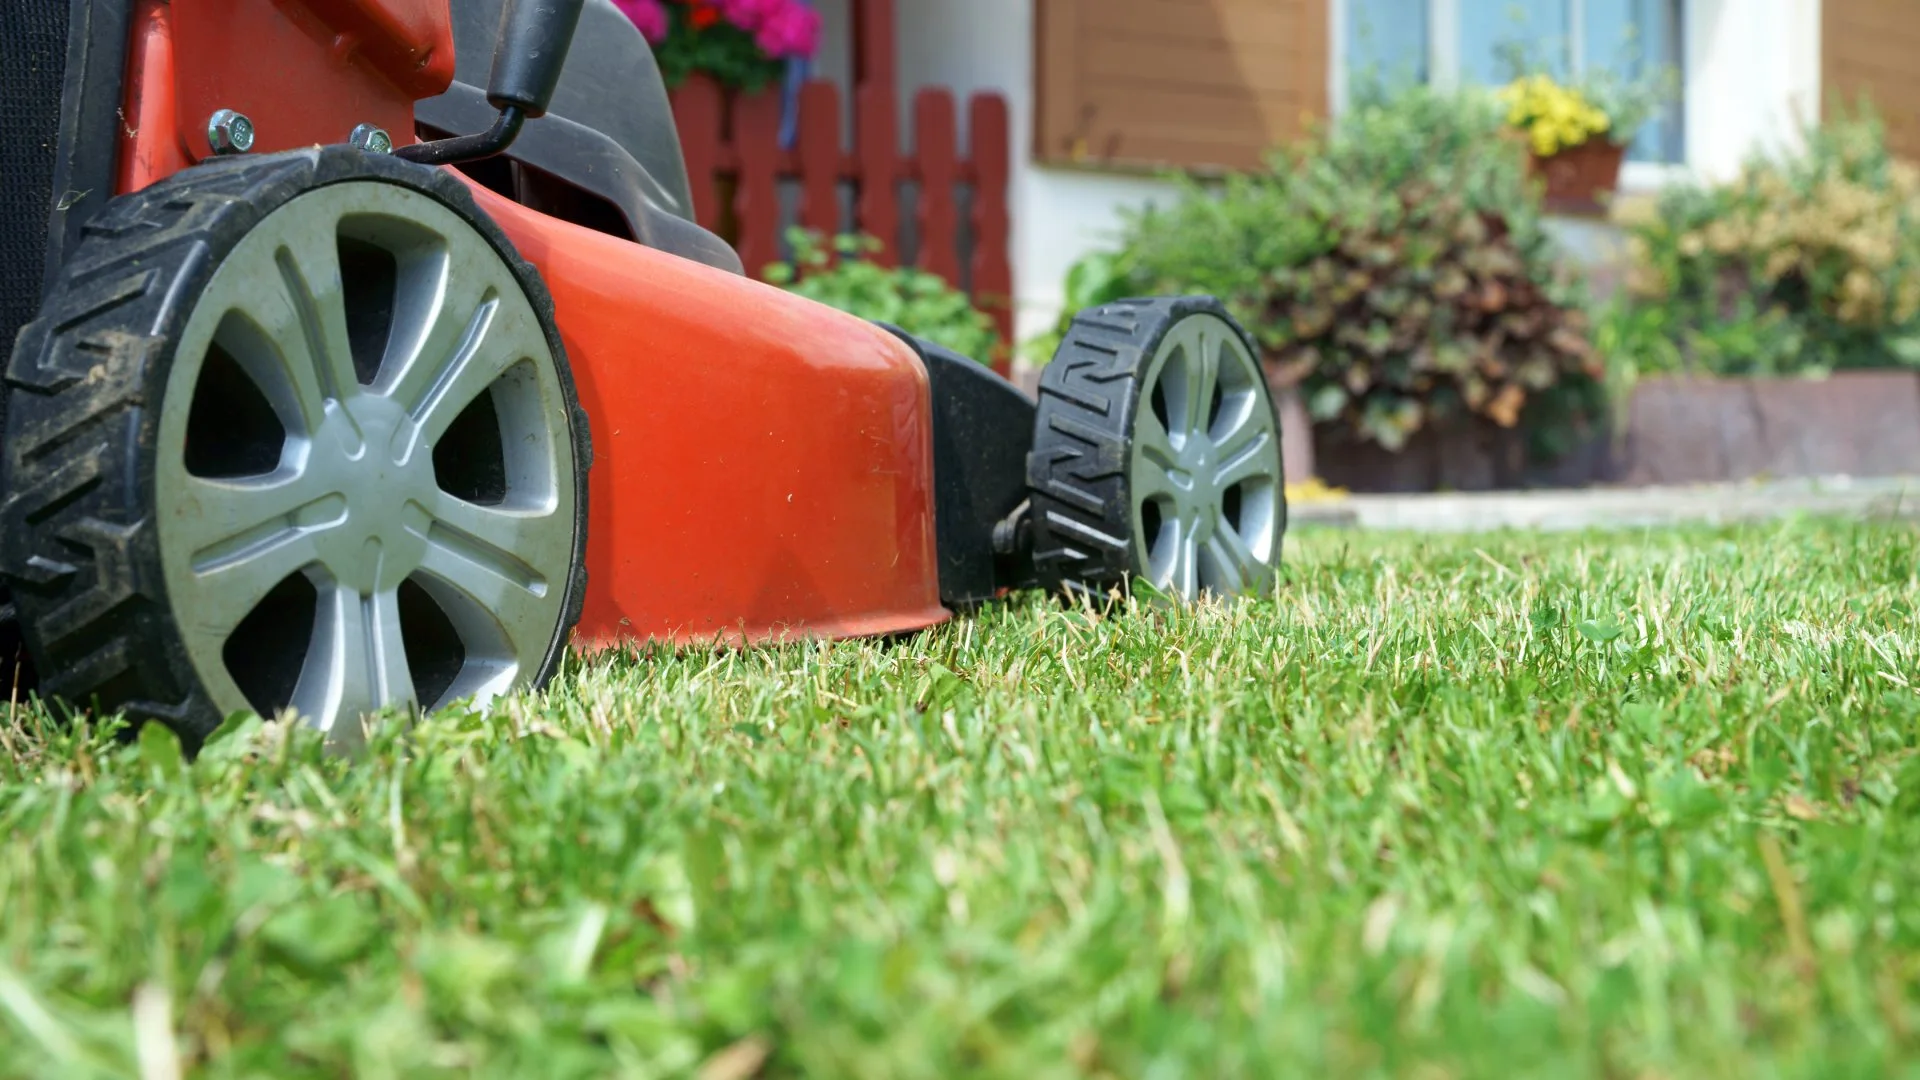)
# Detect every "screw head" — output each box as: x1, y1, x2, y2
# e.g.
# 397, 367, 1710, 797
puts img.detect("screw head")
206, 109, 255, 155
349, 123, 394, 155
